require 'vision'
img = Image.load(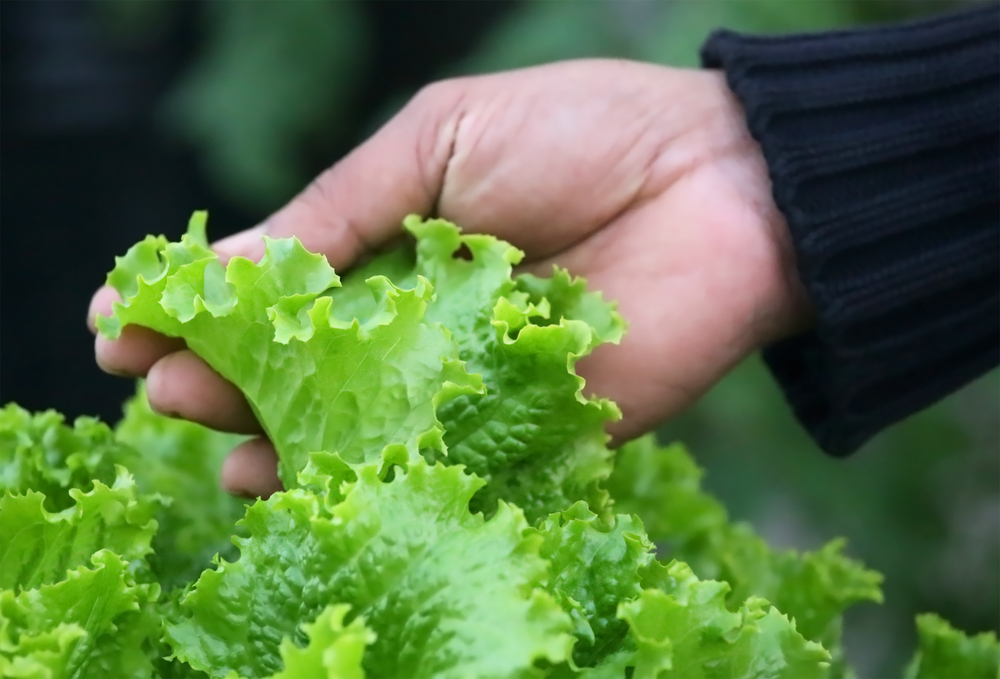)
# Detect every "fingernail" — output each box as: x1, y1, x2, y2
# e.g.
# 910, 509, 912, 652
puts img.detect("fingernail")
213, 224, 269, 264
